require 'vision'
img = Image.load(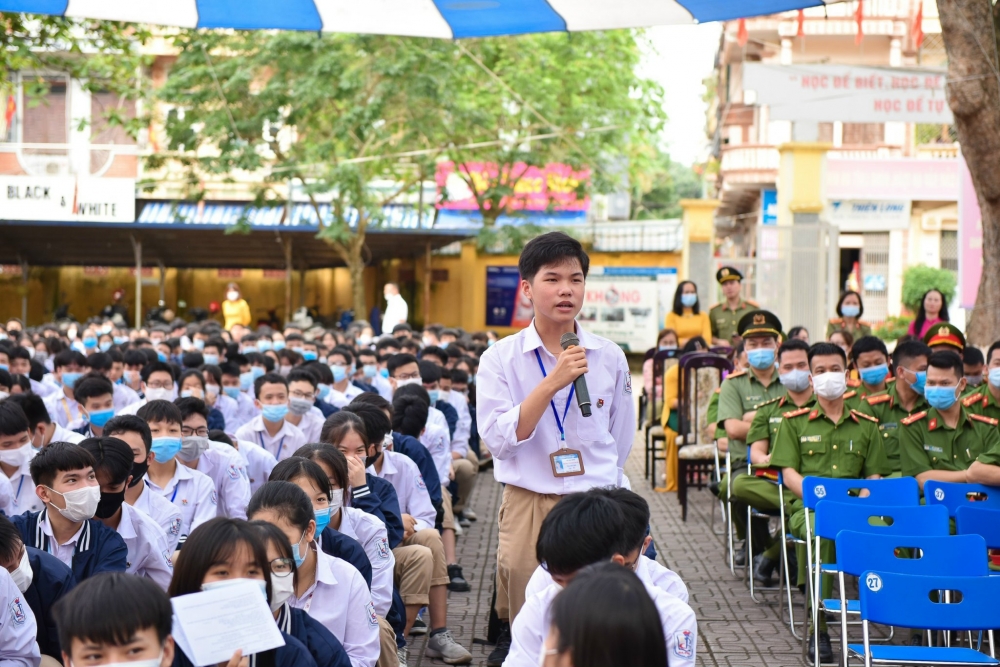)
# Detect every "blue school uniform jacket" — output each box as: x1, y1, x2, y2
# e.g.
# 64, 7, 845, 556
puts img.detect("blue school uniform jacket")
351, 474, 403, 549
319, 526, 372, 590
390, 432, 443, 506
25, 546, 76, 658
12, 510, 128, 582
173, 630, 317, 667
277, 604, 352, 667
